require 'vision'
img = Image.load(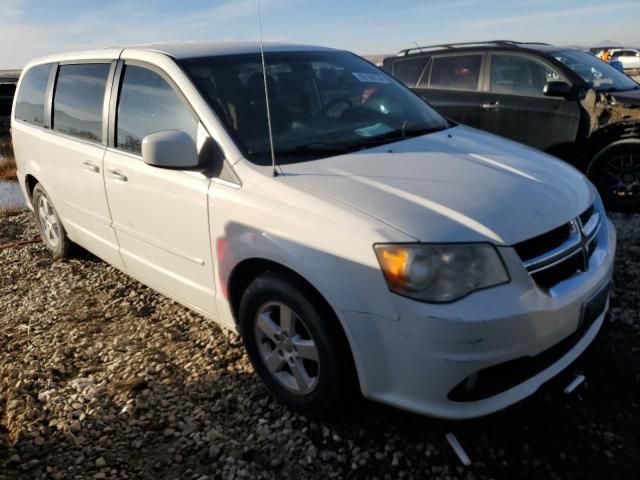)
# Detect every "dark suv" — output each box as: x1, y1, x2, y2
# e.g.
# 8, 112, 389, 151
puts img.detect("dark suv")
0, 72, 19, 135
383, 41, 640, 211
